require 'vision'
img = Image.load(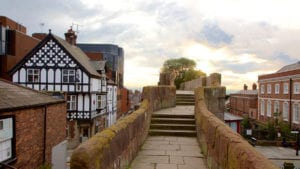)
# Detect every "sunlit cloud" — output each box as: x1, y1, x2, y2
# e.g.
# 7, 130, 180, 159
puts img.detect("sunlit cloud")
1, 0, 300, 92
